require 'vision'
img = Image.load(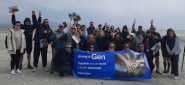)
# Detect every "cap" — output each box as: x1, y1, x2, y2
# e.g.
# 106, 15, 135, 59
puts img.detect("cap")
138, 25, 142, 28
130, 33, 134, 36
123, 25, 127, 29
